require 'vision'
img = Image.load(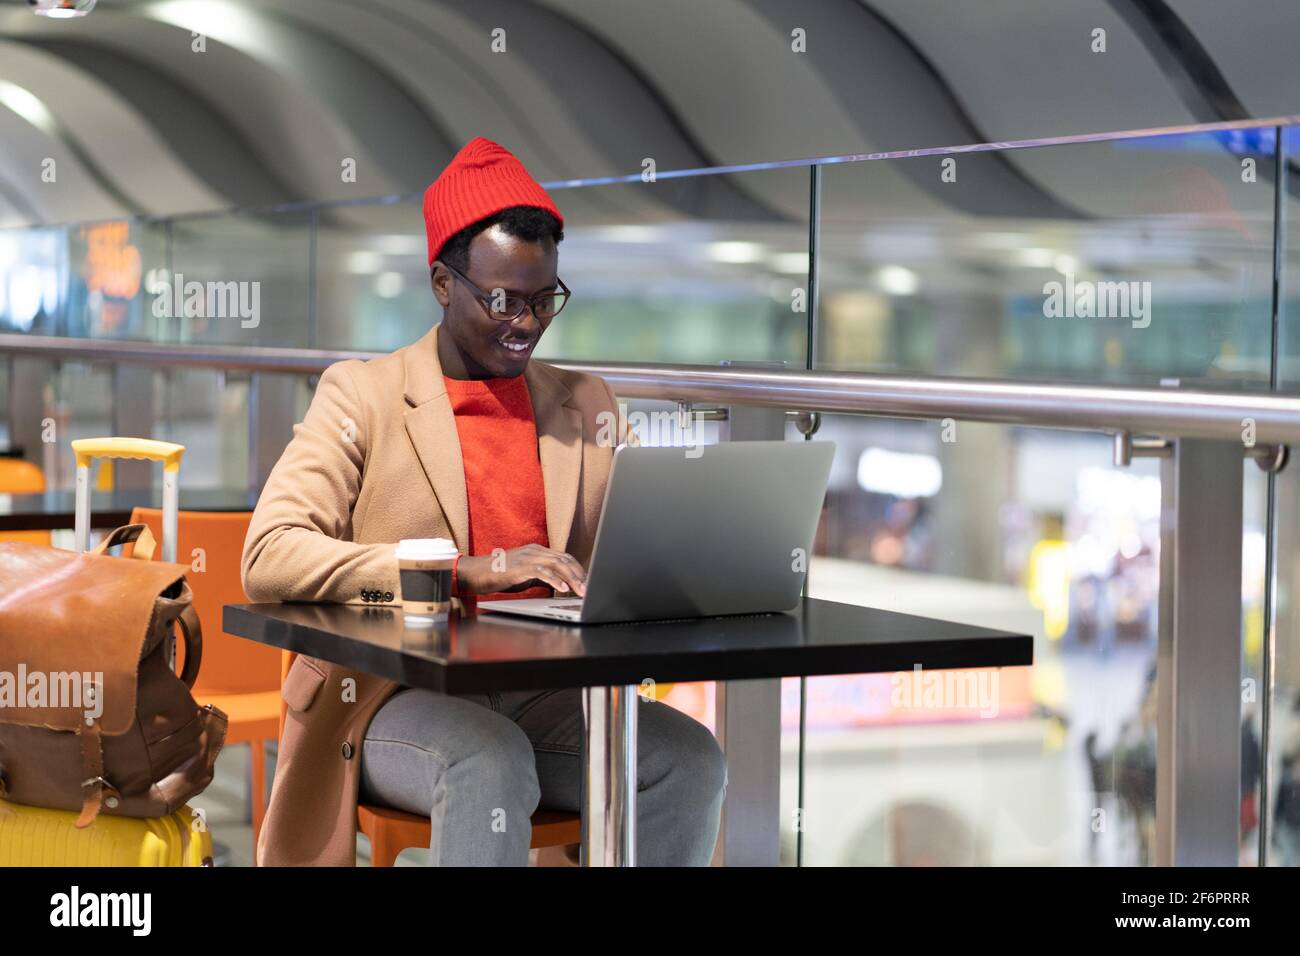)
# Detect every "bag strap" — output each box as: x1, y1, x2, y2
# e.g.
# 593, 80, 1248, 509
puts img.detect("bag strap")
74, 722, 119, 828
176, 603, 203, 688
92, 523, 157, 561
